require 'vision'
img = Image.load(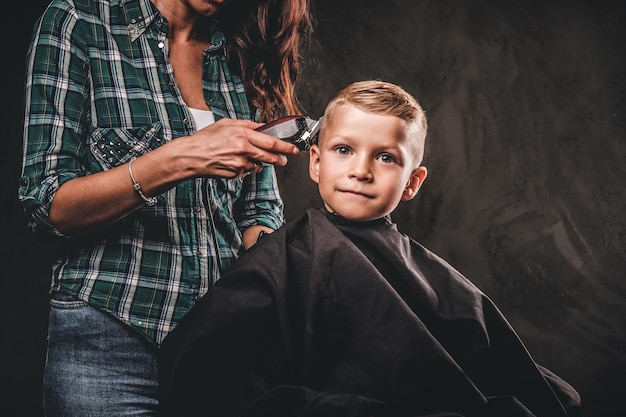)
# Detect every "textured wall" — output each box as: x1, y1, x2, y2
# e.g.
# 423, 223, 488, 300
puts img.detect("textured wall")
279, 1, 626, 416
2, 0, 625, 416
